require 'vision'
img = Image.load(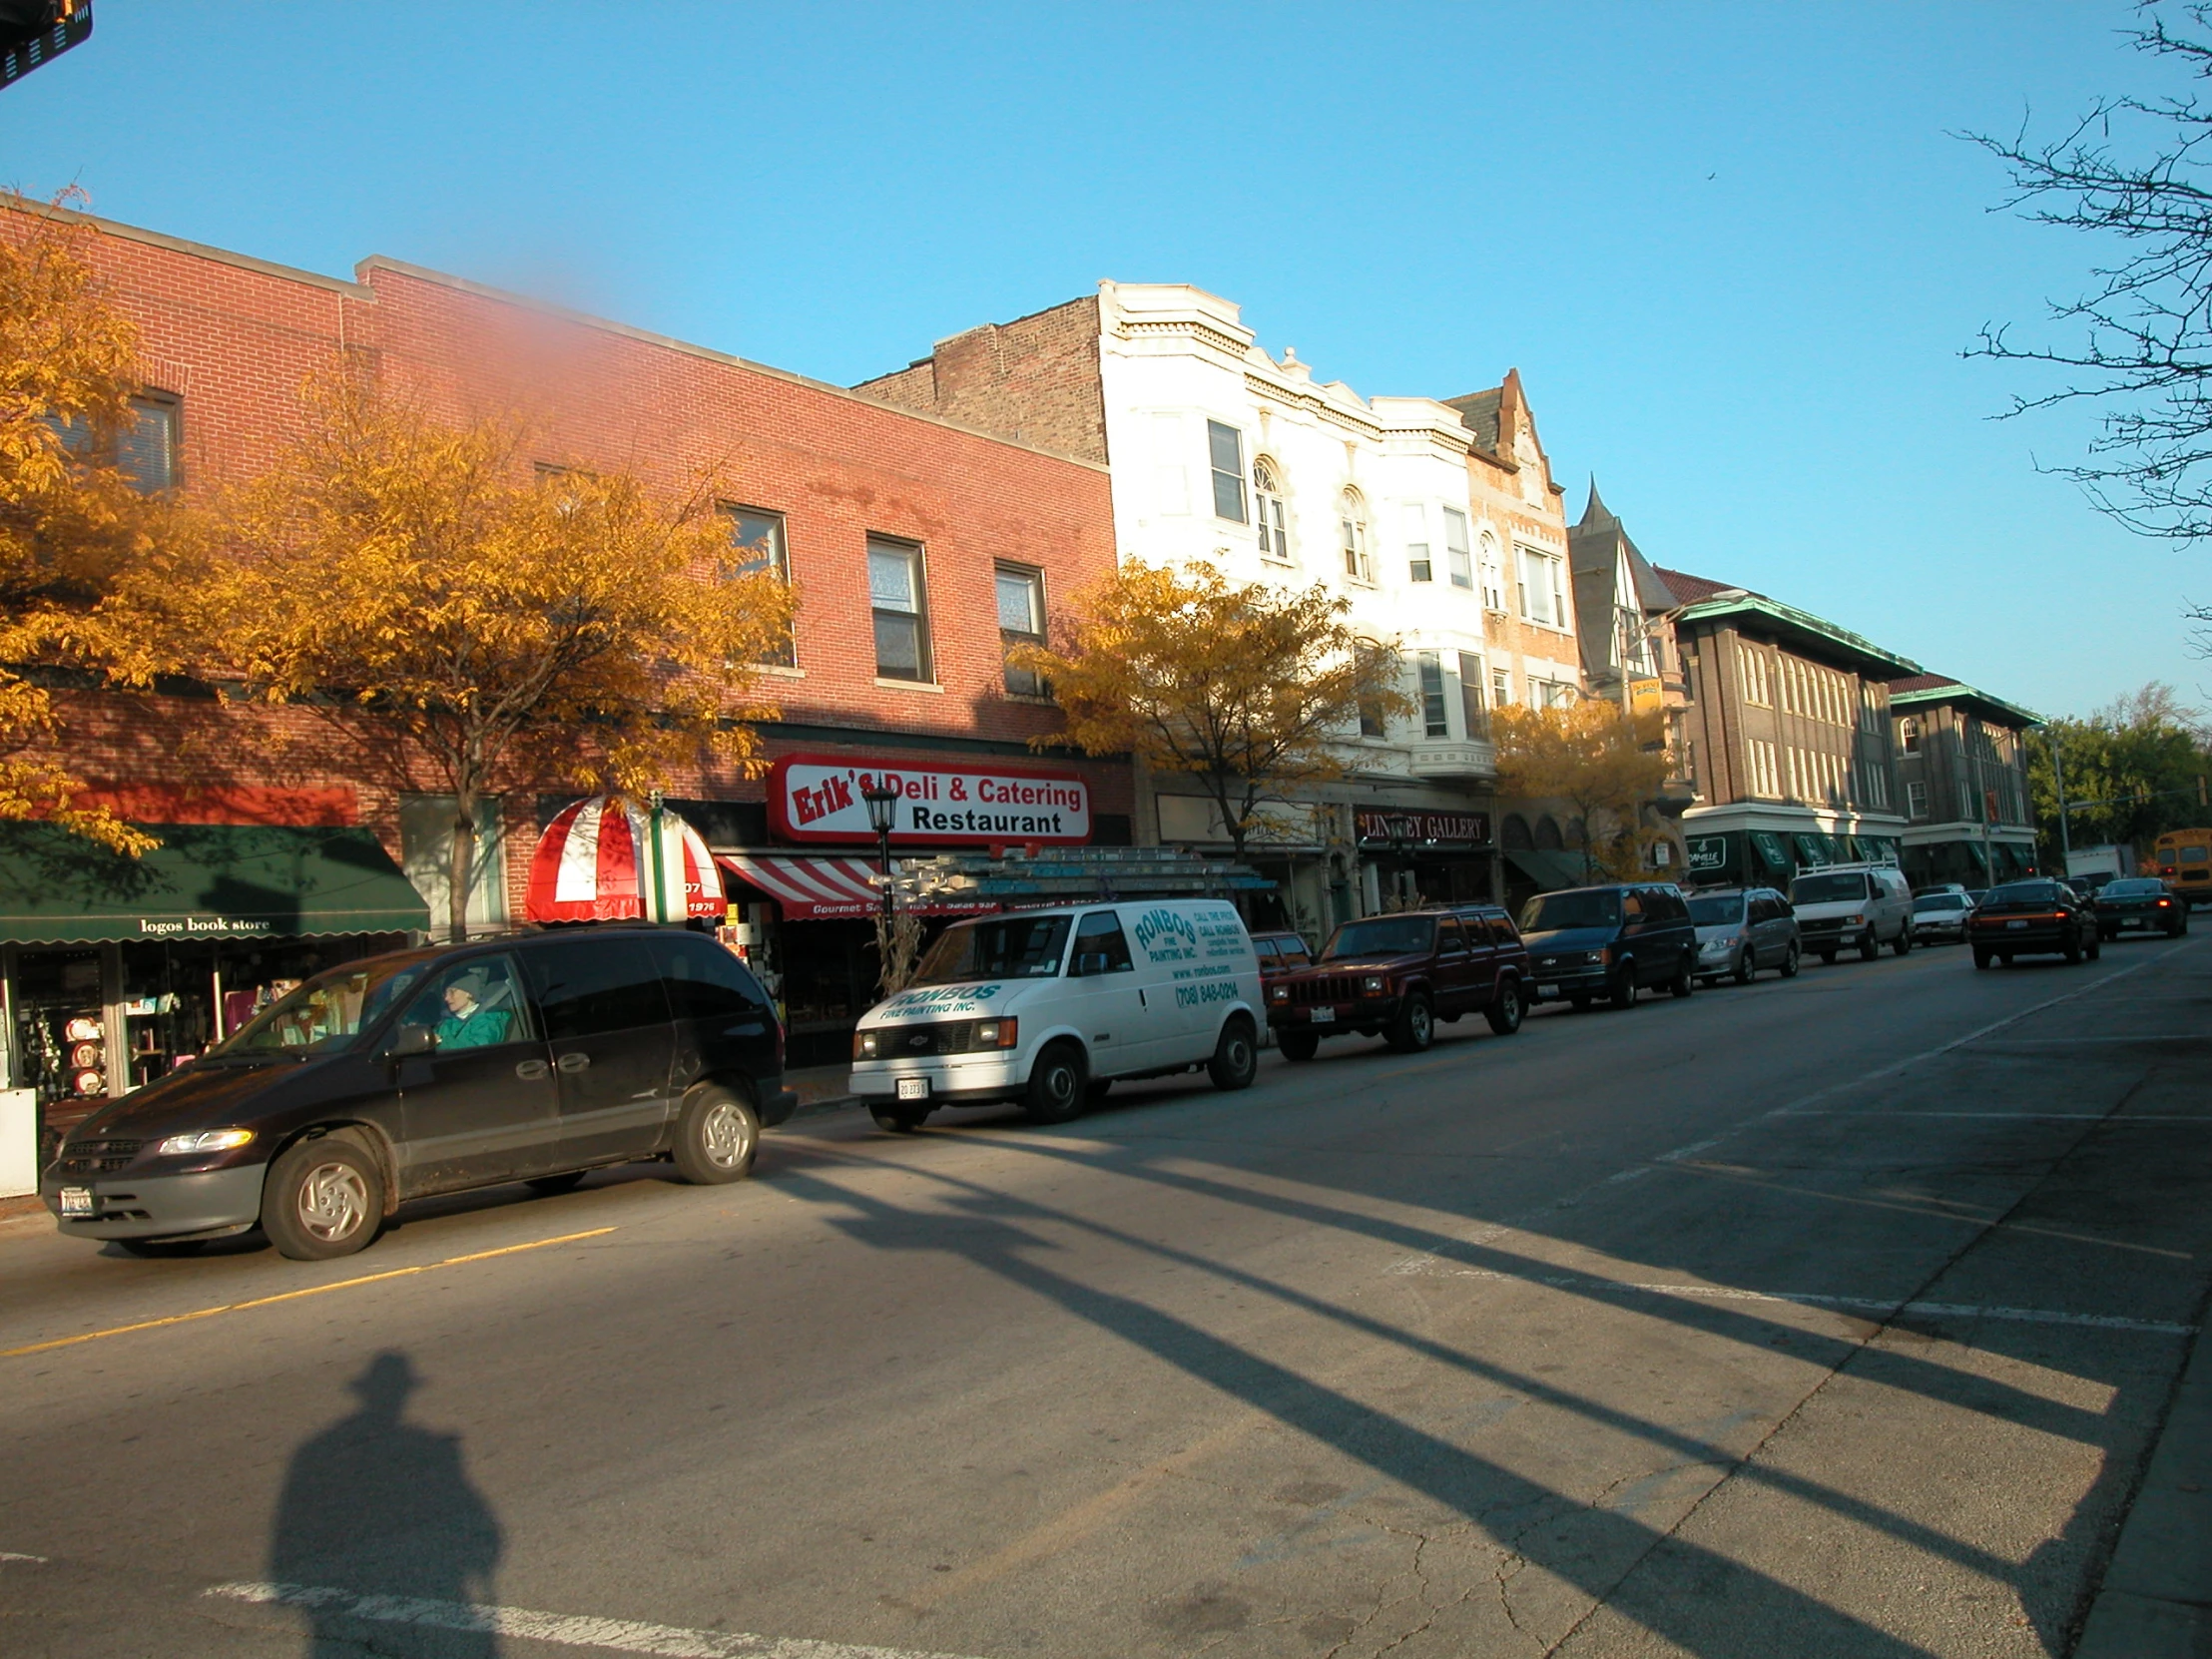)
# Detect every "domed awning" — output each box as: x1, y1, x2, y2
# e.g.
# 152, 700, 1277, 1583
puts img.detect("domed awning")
527, 797, 724, 923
